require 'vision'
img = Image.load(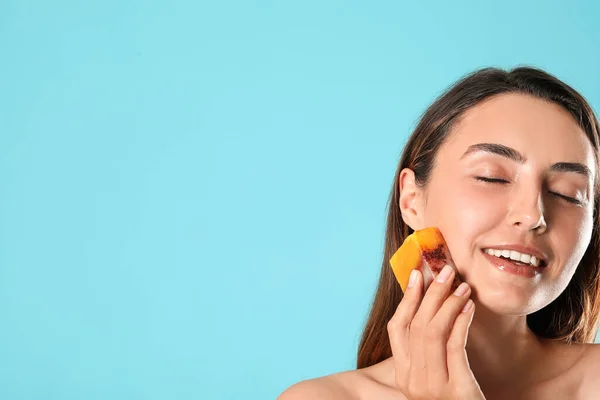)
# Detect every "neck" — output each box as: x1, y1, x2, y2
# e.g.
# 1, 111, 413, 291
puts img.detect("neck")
465, 302, 549, 391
